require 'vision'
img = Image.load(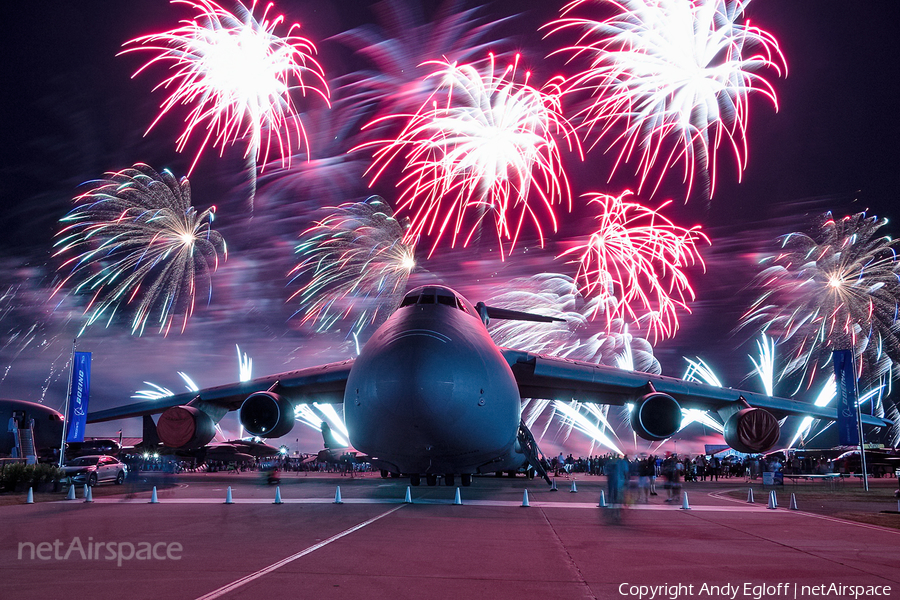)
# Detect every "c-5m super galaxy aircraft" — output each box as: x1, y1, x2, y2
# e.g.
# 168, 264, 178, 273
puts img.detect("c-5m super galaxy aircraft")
88, 285, 892, 486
